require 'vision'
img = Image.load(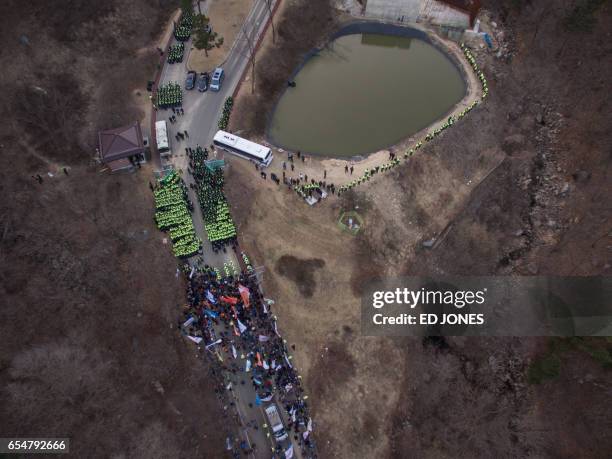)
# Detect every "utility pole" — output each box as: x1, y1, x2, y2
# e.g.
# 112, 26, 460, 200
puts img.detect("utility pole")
264, 0, 276, 44
241, 26, 257, 94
